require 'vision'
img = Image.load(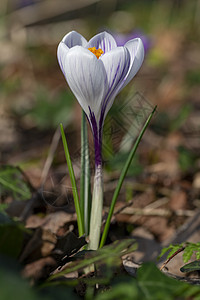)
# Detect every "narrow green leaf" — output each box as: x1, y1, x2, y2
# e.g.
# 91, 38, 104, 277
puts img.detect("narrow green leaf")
196, 250, 200, 260
157, 246, 172, 260
0, 165, 32, 201
183, 246, 195, 263
180, 260, 200, 273
0, 268, 41, 300
137, 262, 188, 298
60, 124, 84, 236
80, 111, 85, 225
167, 245, 183, 260
100, 106, 157, 248
48, 239, 137, 281
80, 111, 91, 235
